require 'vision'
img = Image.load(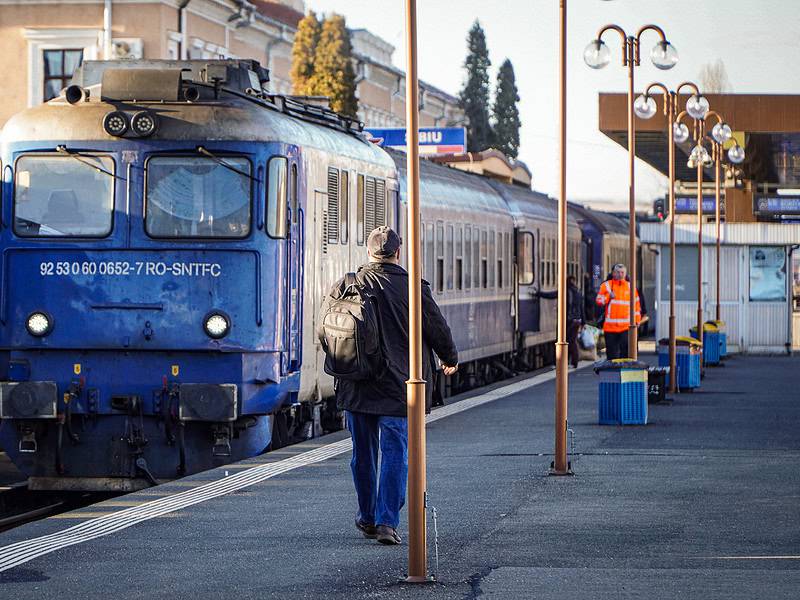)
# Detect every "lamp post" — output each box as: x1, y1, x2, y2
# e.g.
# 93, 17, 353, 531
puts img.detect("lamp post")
585, 25, 678, 360
552, 0, 570, 475
403, 0, 427, 582
699, 112, 745, 322
634, 82, 706, 393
